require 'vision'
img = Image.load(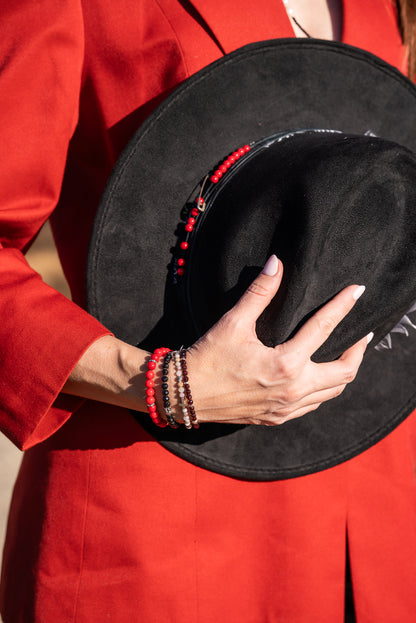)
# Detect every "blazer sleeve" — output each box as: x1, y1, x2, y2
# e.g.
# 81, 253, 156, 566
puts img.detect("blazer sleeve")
0, 1, 111, 450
